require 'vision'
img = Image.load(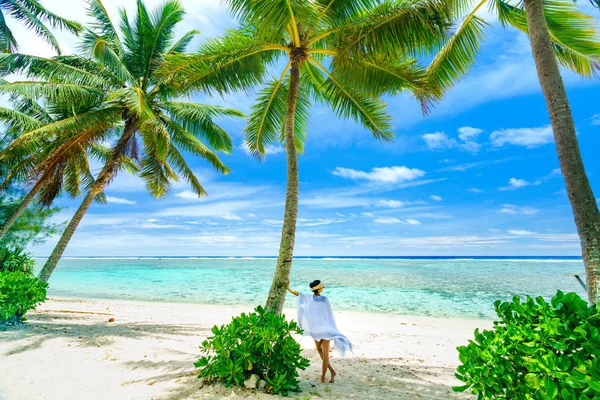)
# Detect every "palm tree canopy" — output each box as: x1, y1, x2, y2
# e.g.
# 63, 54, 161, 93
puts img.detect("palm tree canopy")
160, 0, 459, 158
0, 0, 82, 54
427, 0, 600, 95
0, 0, 242, 200
0, 89, 135, 207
